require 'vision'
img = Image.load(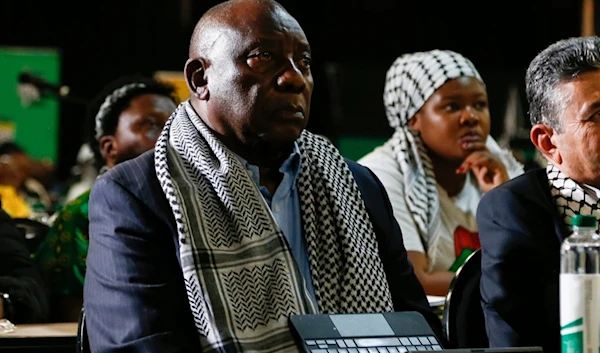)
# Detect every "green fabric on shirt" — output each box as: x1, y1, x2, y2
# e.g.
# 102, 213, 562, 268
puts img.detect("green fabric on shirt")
34, 190, 90, 297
